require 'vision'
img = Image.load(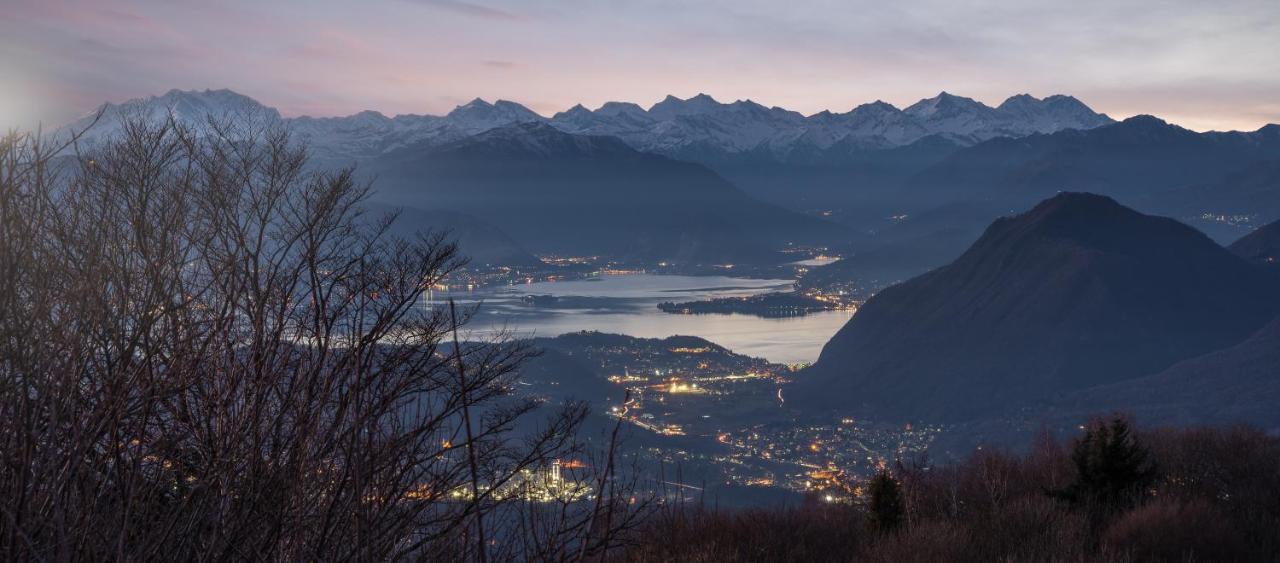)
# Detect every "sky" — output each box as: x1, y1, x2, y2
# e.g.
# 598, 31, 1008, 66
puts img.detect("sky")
2, 0, 1278, 132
